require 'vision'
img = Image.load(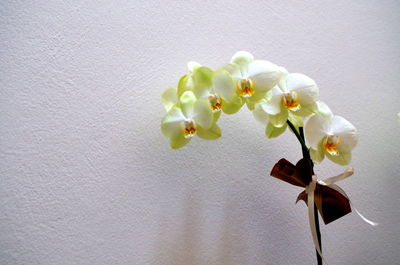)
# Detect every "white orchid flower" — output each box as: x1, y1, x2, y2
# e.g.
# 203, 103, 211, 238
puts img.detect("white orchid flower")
174, 62, 241, 116
305, 108, 358, 165
220, 51, 286, 111
193, 64, 247, 116
161, 90, 220, 149
258, 73, 319, 128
